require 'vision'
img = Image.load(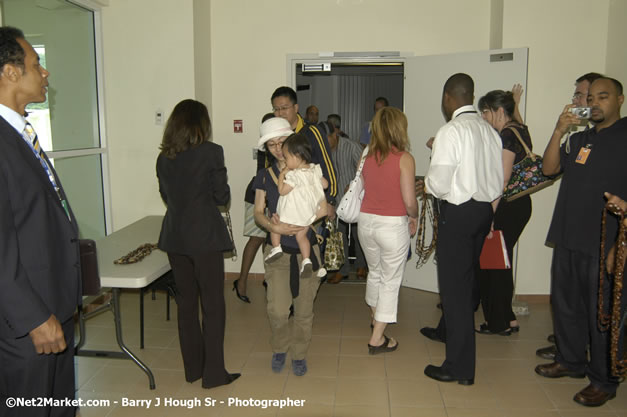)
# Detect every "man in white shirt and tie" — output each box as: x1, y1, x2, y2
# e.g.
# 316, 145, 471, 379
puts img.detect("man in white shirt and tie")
423, 73, 503, 385
0, 27, 81, 417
